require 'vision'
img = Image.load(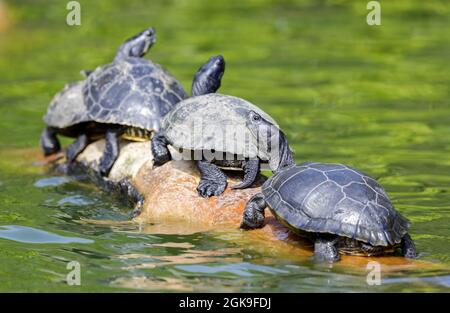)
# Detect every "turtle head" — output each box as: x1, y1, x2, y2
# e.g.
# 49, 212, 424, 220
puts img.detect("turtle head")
247, 110, 295, 172
115, 27, 156, 61
191, 55, 225, 97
